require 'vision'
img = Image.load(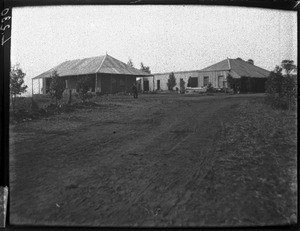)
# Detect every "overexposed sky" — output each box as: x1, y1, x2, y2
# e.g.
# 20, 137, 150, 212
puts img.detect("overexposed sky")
11, 5, 297, 95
